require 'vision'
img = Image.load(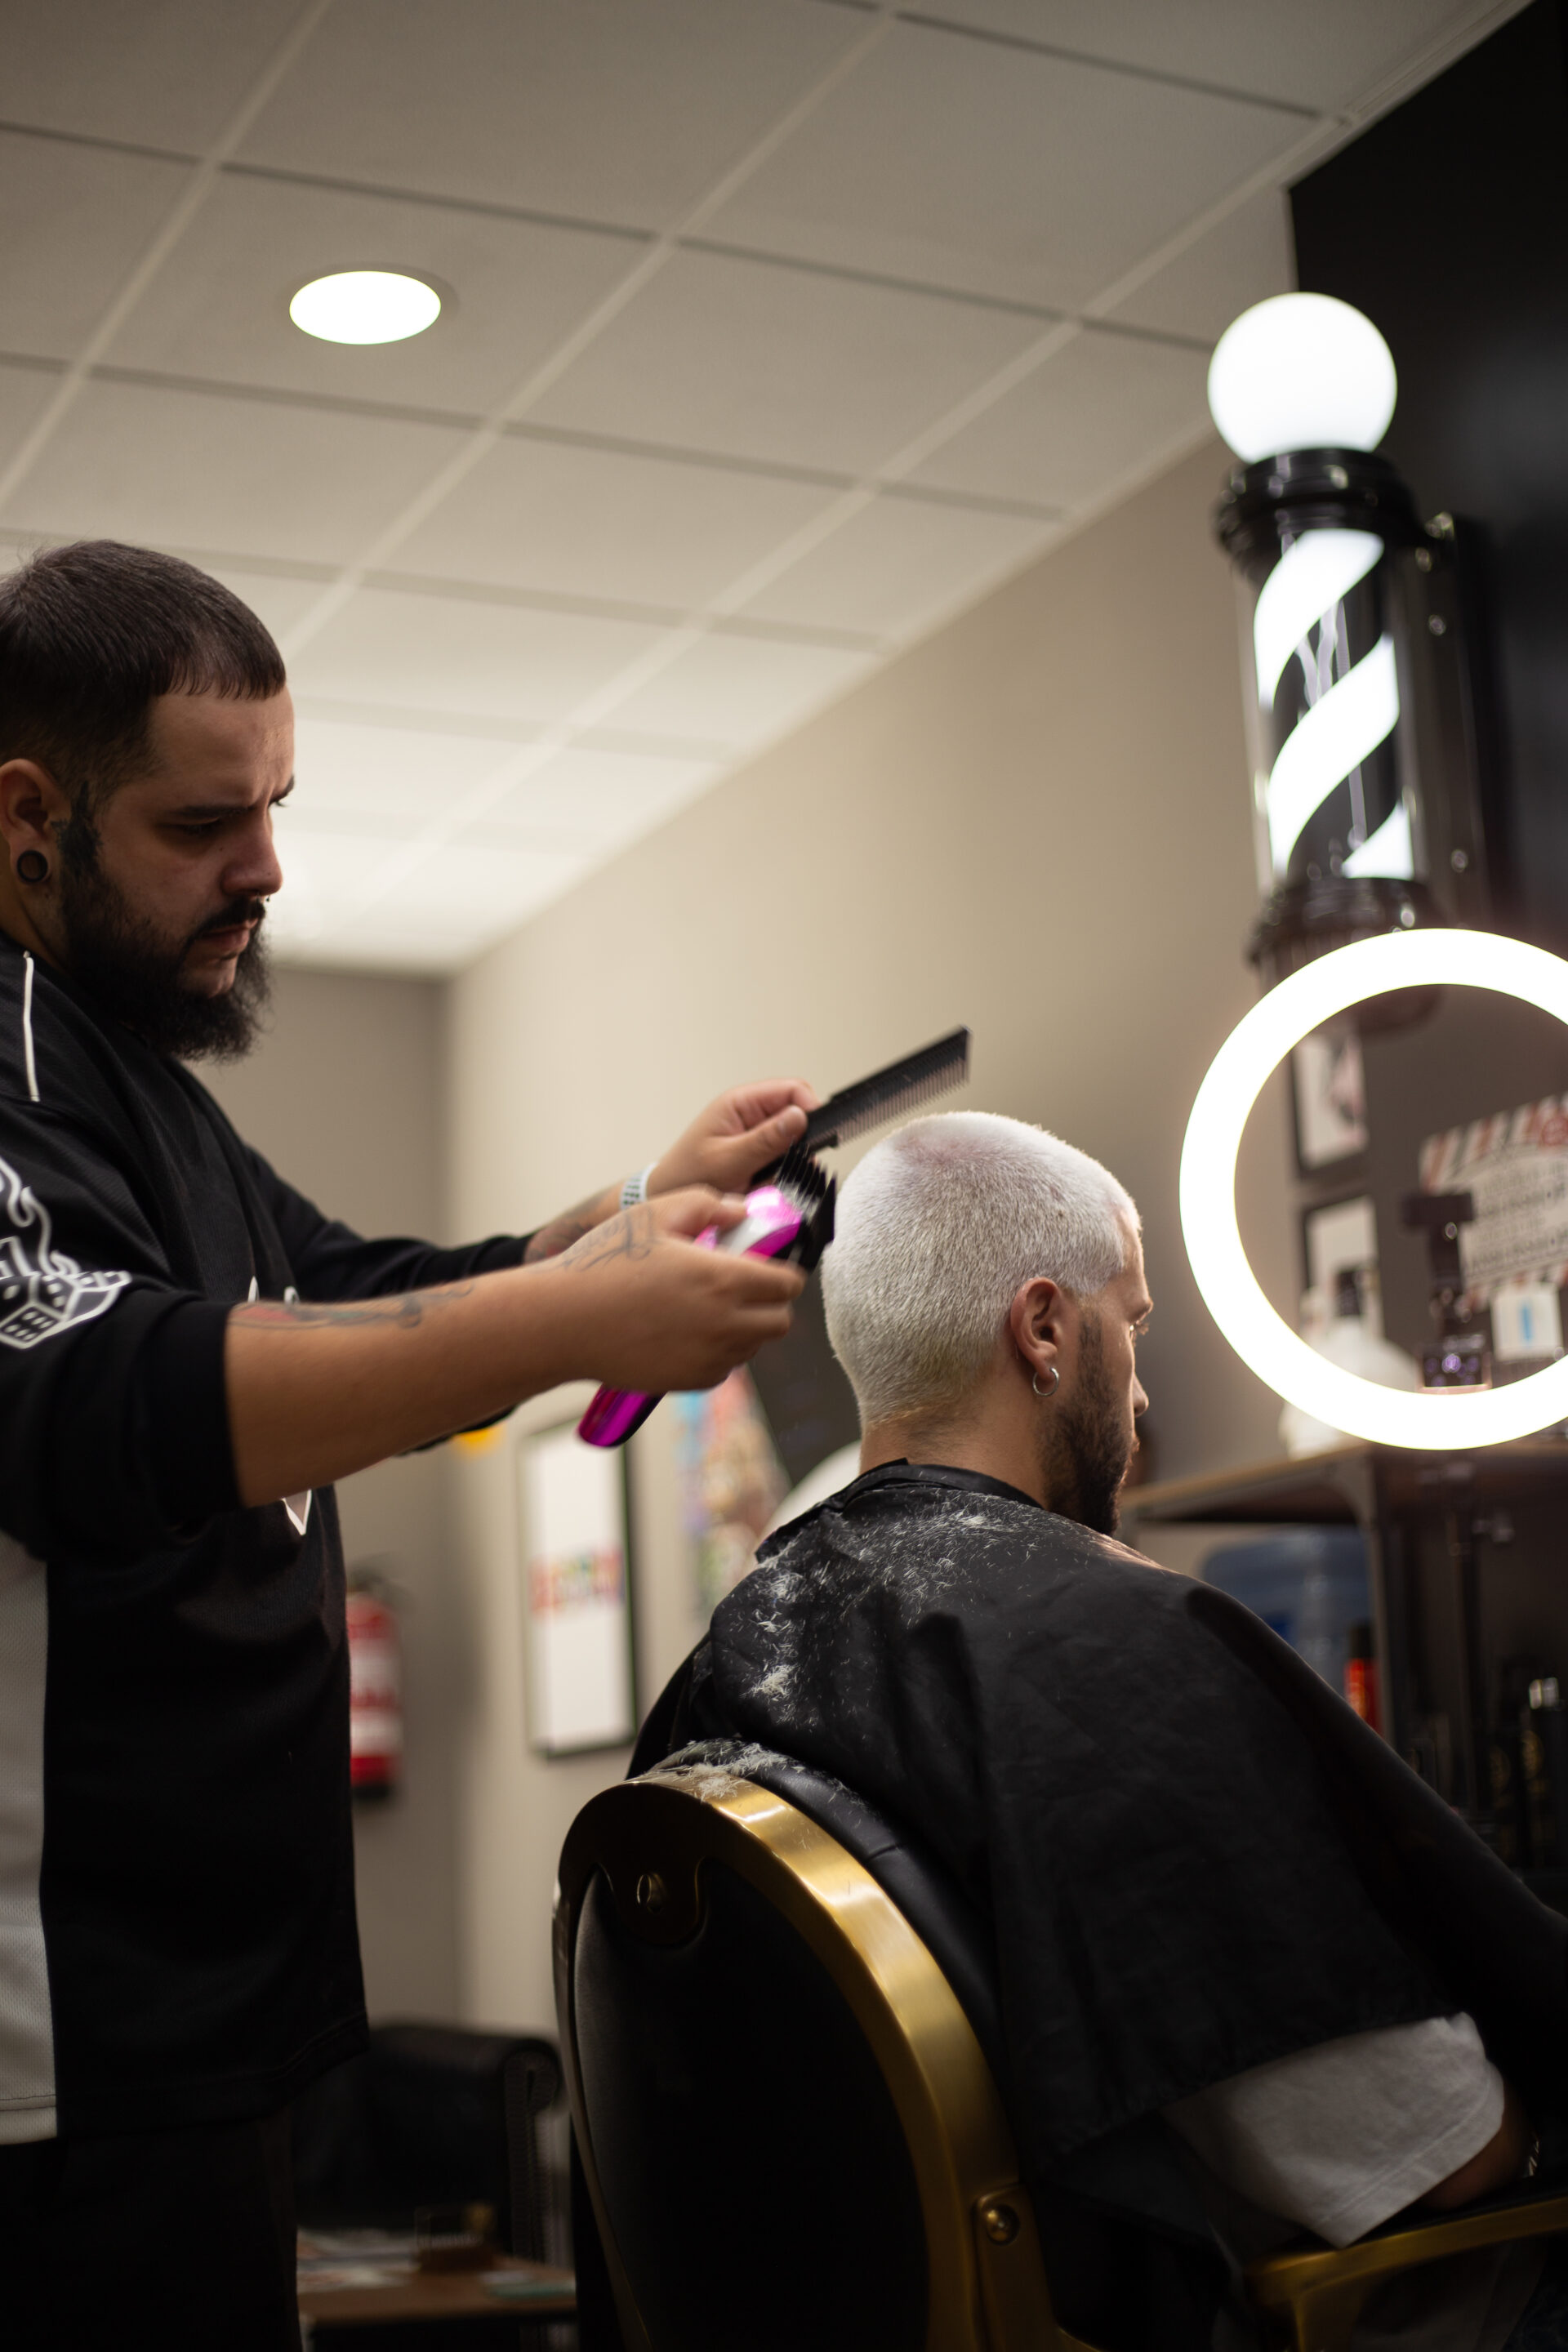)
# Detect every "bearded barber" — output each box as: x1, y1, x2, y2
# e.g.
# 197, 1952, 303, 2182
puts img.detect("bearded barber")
0, 540, 811, 2348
